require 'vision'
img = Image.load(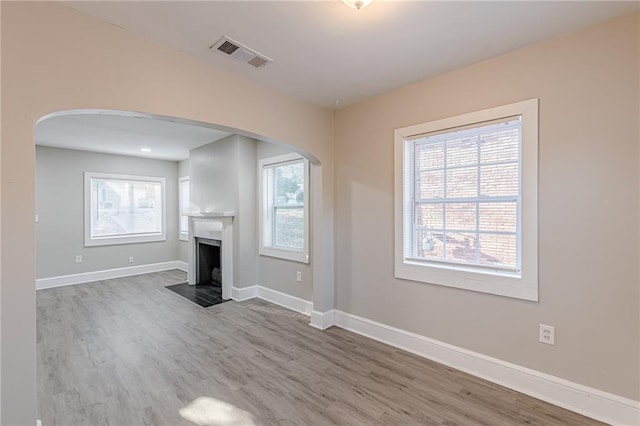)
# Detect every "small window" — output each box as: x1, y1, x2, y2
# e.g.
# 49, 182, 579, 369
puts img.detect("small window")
259, 153, 309, 263
395, 99, 538, 301
84, 172, 166, 246
179, 177, 190, 241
